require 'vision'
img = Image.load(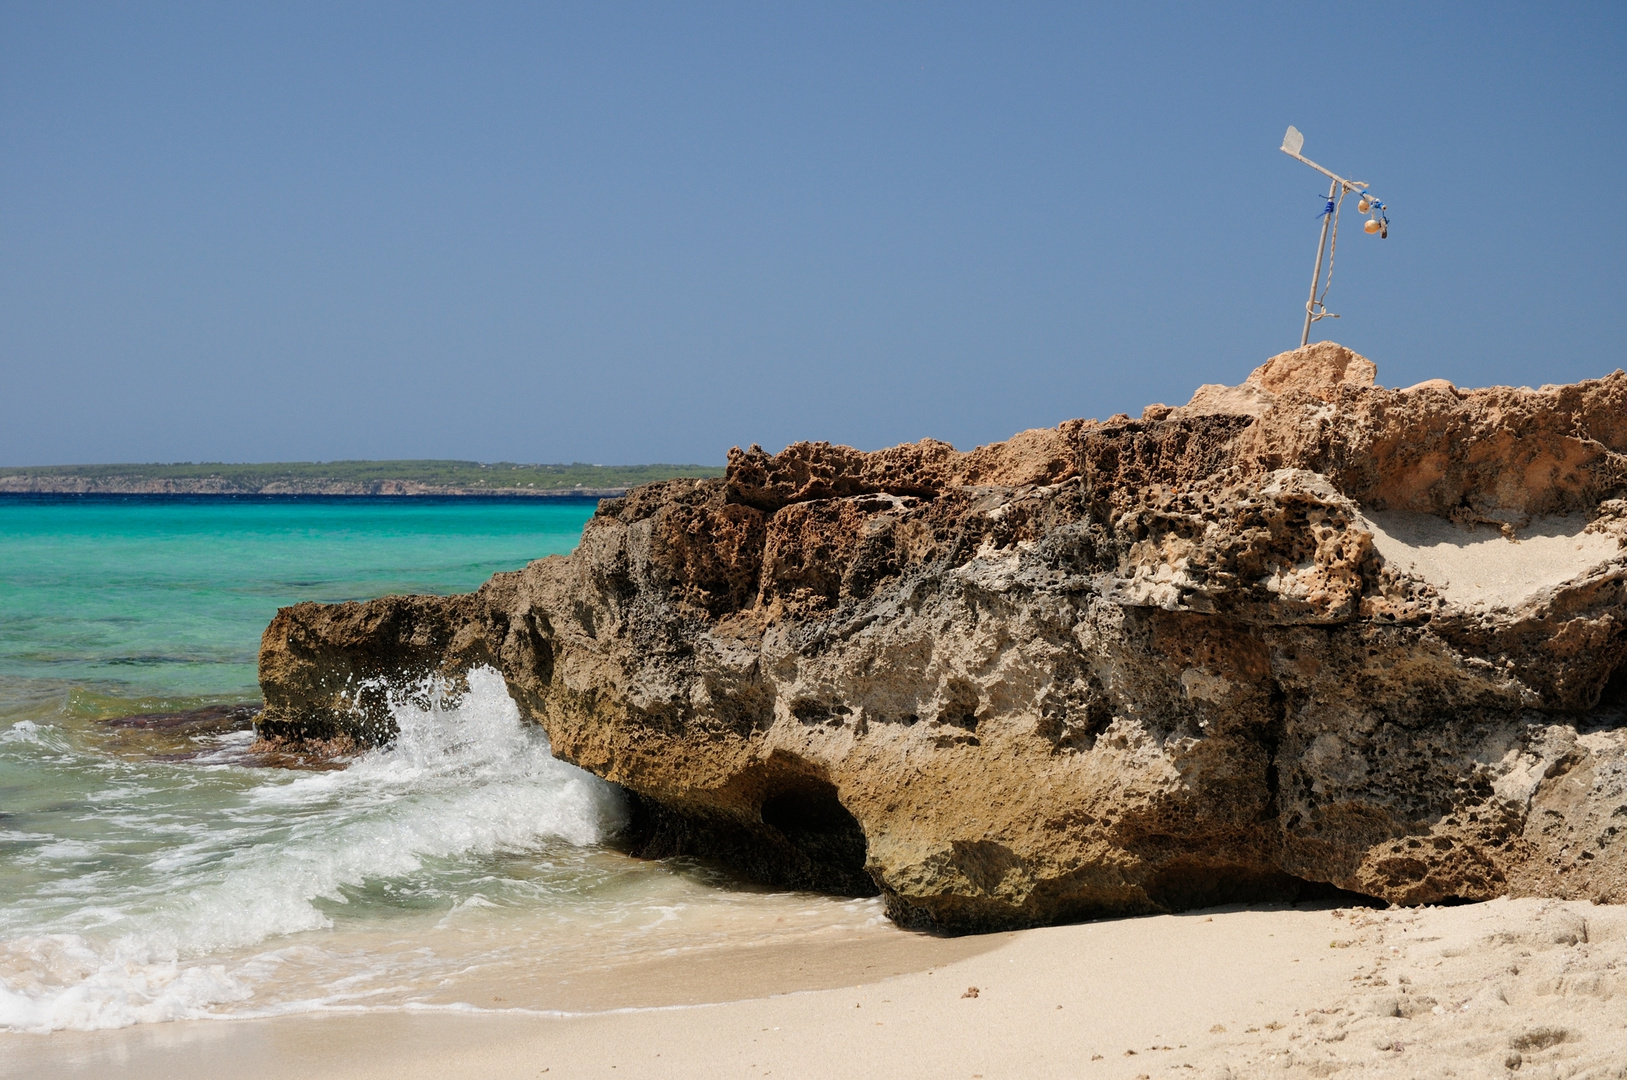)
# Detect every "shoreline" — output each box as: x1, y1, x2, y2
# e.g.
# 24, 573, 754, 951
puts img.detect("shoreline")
0, 461, 723, 498
7, 897, 1622, 1079
0, 487, 627, 499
